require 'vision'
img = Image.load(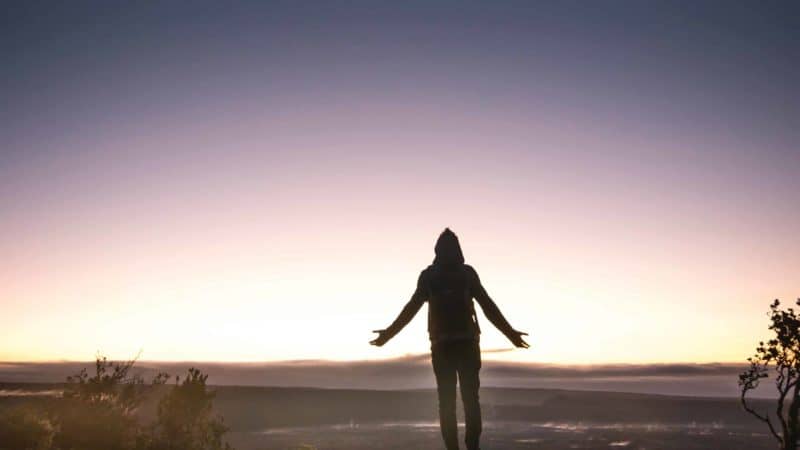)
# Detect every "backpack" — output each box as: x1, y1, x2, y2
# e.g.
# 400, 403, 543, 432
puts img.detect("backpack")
425, 264, 480, 342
